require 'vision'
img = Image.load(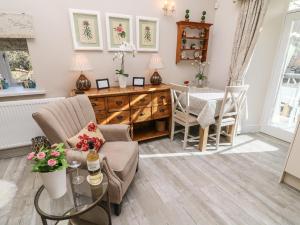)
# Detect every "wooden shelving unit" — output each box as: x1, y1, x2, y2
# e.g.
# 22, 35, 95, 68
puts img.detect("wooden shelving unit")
176, 21, 213, 64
